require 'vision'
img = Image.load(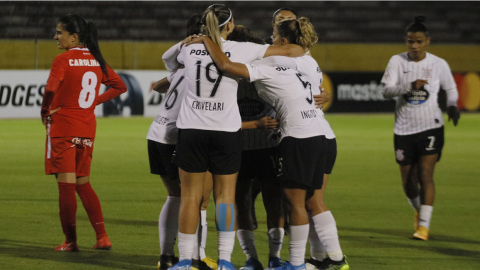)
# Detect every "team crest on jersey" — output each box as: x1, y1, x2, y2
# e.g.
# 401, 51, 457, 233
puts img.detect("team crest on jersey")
238, 97, 267, 119
422, 68, 432, 78
395, 149, 404, 161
